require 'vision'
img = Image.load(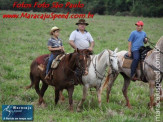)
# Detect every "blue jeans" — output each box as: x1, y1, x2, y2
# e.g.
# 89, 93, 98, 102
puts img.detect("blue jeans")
130, 50, 140, 77
46, 54, 58, 75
